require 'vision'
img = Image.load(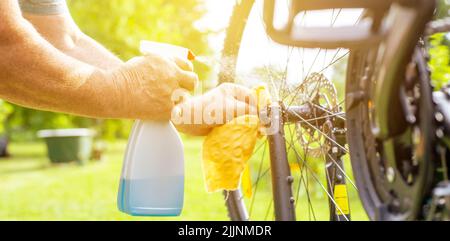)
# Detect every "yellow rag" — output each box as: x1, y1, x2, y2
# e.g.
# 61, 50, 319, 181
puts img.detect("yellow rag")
202, 85, 271, 197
